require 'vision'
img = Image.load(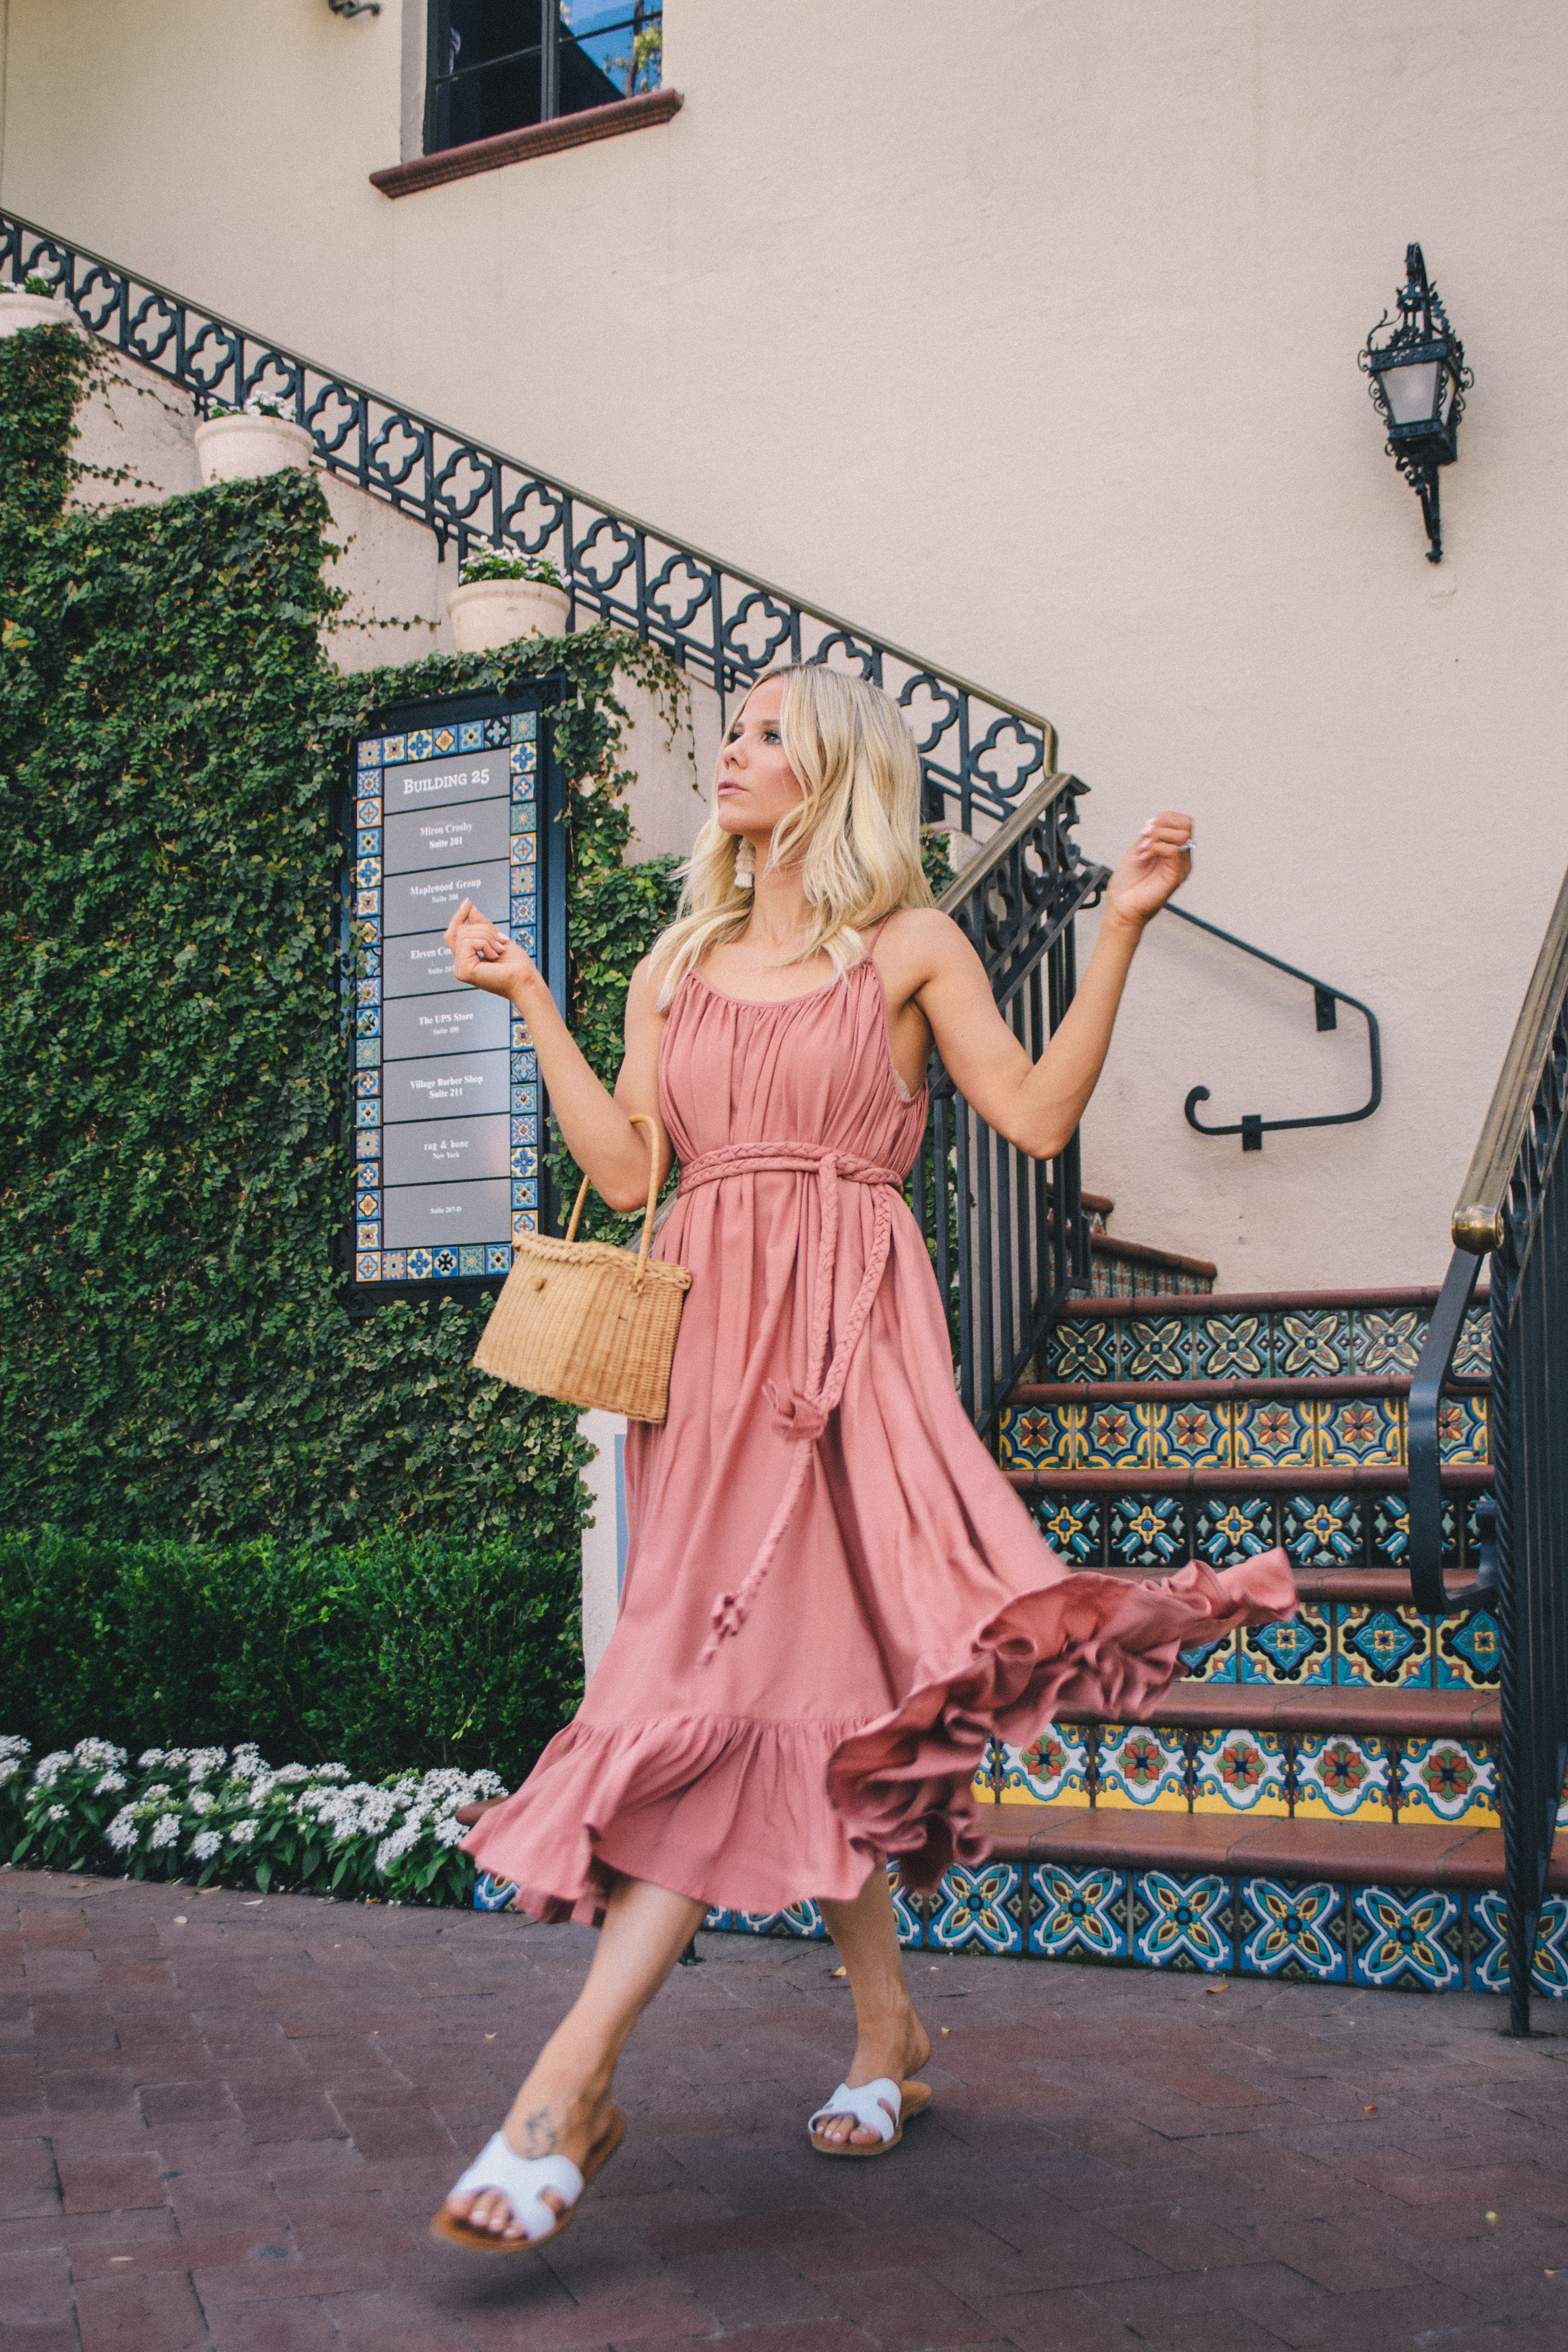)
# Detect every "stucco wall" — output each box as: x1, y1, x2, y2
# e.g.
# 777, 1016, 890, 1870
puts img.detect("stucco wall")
7, 0, 1566, 1287
65, 347, 200, 511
